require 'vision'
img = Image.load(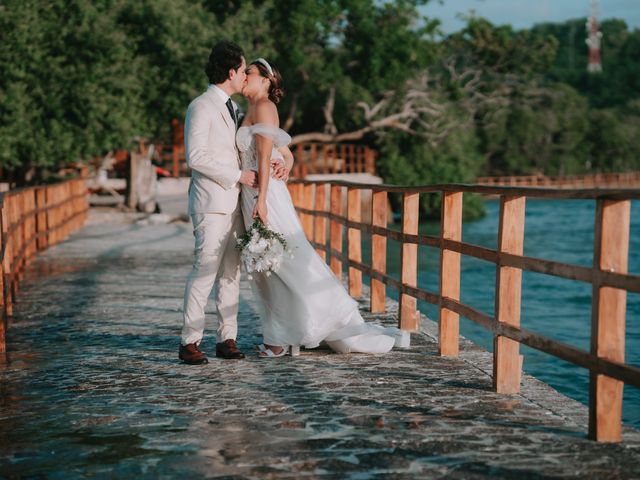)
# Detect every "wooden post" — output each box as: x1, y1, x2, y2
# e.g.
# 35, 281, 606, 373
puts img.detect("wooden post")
8, 196, 18, 311
310, 143, 318, 175
356, 147, 364, 172
330, 145, 337, 173
364, 147, 372, 174
589, 199, 630, 442
494, 195, 526, 394
330, 184, 343, 279
370, 190, 388, 313
302, 183, 315, 239
26, 190, 37, 262
294, 144, 304, 179
314, 184, 327, 260
399, 193, 419, 331
2, 196, 11, 318
322, 144, 329, 174
347, 187, 362, 297
348, 145, 355, 173
340, 145, 347, 174
290, 183, 302, 209
126, 152, 139, 210
439, 191, 462, 356
0, 197, 4, 353
16, 193, 25, 284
